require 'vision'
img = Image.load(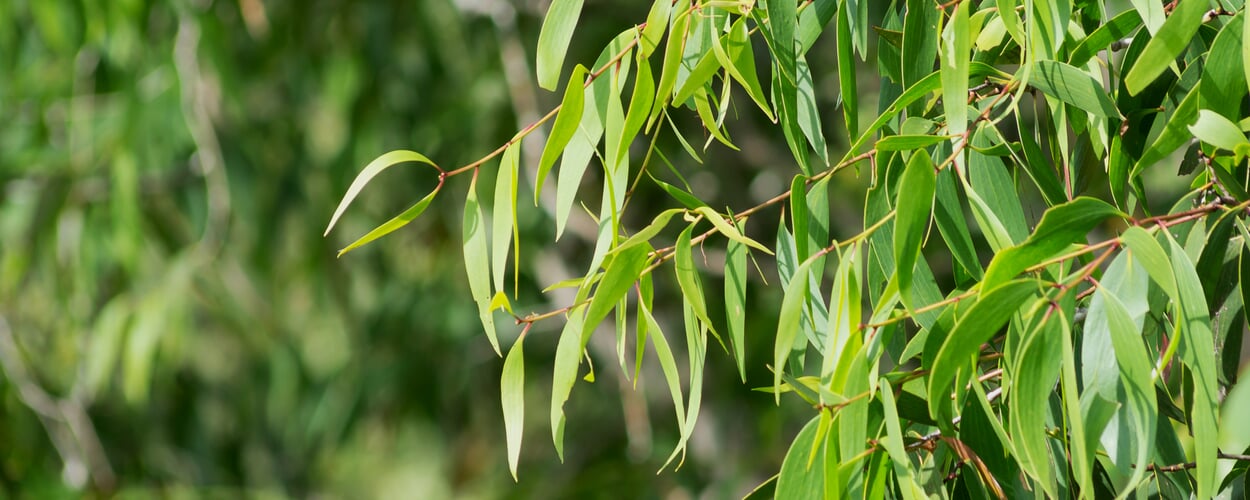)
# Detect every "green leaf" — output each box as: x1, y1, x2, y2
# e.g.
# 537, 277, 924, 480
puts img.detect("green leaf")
582, 244, 650, 336
550, 306, 586, 460
1099, 285, 1158, 493
775, 416, 825, 498
894, 149, 936, 310
1123, 0, 1207, 96
879, 379, 926, 500
982, 197, 1124, 292
876, 134, 952, 151
650, 173, 707, 209
902, 0, 939, 91
790, 175, 810, 261
1245, 7, 1250, 97
1068, 9, 1143, 67
639, 0, 672, 58
692, 206, 773, 255
1009, 306, 1063, 496
463, 171, 500, 356
1119, 226, 1177, 296
716, 17, 773, 120
933, 168, 982, 279
1133, 86, 1199, 178
492, 143, 519, 293
1198, 12, 1246, 121
795, 57, 828, 165
940, 0, 971, 170
1165, 233, 1220, 499
1189, 109, 1249, 152
1221, 366, 1250, 461
610, 207, 685, 255
501, 335, 525, 481
612, 55, 653, 172
837, 6, 858, 140
725, 222, 748, 382
774, 256, 815, 404
1030, 60, 1120, 118
535, 0, 585, 91
325, 150, 443, 255
674, 224, 720, 344
927, 279, 1039, 420
639, 299, 686, 447
536, 65, 588, 199
648, 0, 691, 128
